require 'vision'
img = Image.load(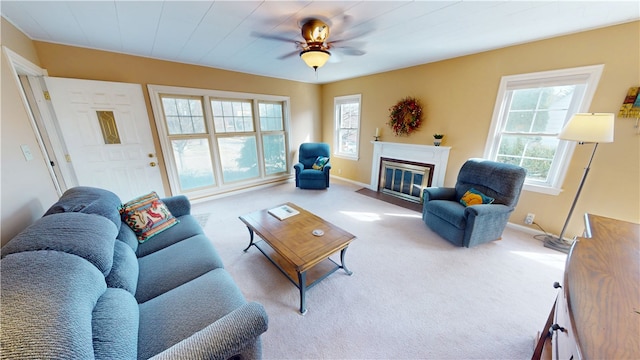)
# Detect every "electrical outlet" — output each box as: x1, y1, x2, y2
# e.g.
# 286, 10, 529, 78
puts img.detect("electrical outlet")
524, 213, 535, 225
